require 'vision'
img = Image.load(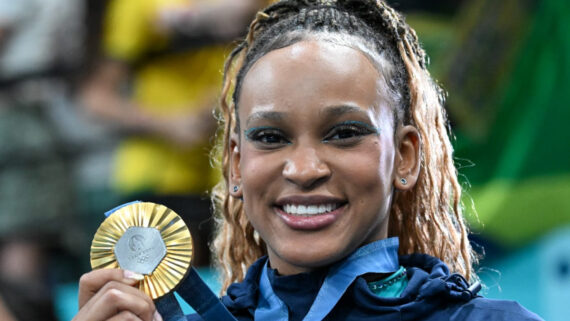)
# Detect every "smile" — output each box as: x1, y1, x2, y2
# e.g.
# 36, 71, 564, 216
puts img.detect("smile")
282, 203, 340, 216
